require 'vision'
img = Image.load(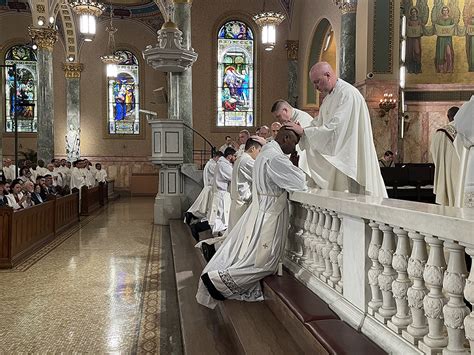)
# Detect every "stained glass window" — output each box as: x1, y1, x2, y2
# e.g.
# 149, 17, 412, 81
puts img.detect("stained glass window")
107, 50, 140, 135
4, 45, 38, 133
217, 20, 254, 127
